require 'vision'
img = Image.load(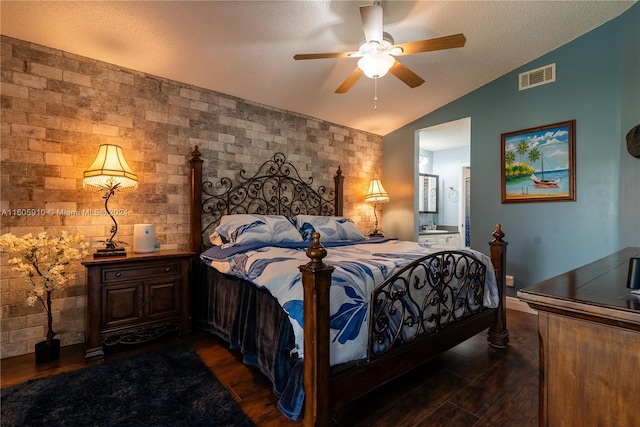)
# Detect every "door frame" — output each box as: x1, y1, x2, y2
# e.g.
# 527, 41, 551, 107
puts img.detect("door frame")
458, 163, 470, 247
